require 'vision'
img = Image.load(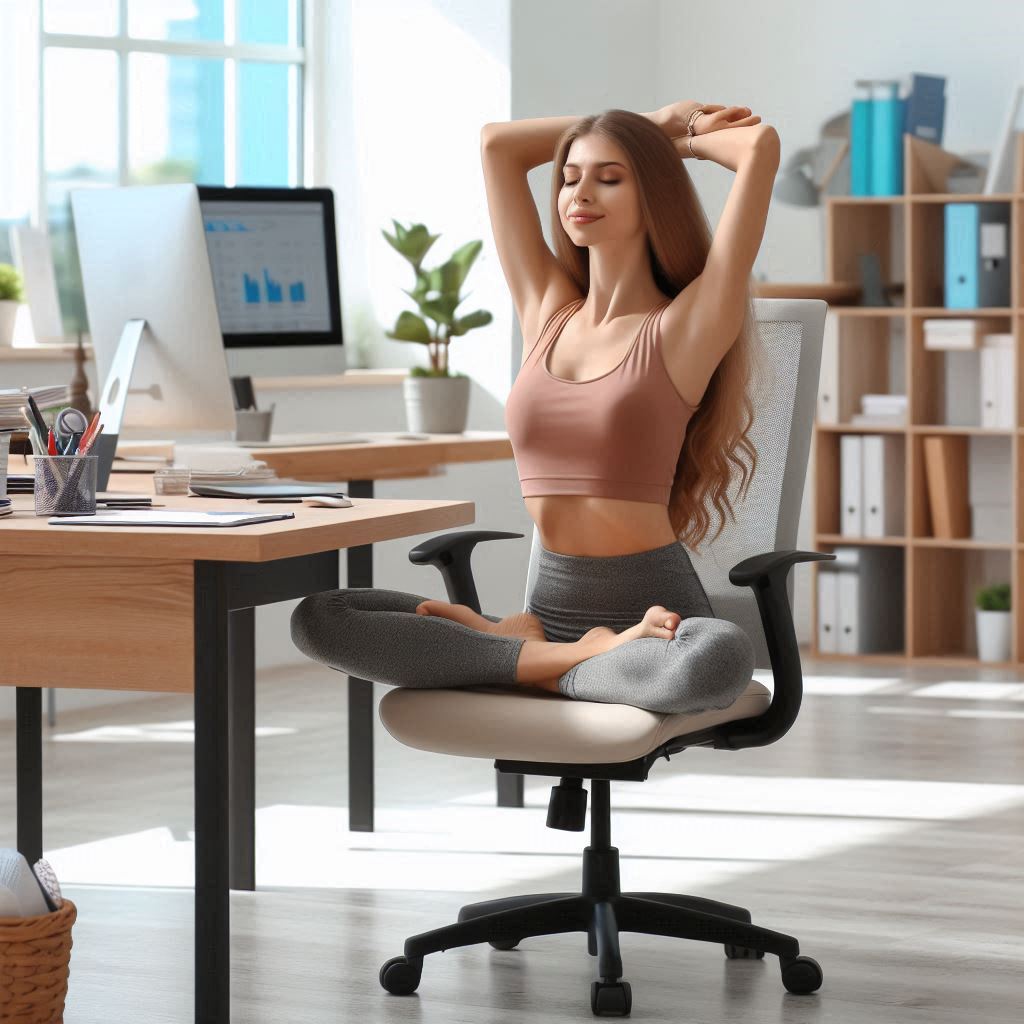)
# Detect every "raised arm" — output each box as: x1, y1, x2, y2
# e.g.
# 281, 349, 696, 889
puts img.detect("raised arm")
480, 117, 583, 351
654, 106, 780, 392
